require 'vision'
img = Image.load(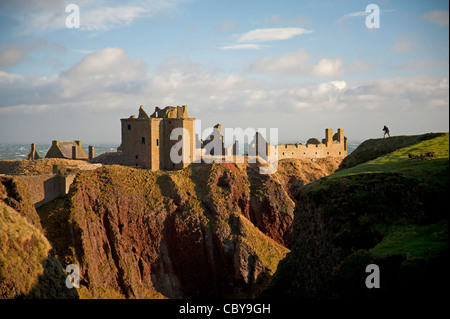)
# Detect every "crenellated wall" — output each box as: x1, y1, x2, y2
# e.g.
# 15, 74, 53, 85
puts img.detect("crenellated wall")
277, 128, 347, 160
